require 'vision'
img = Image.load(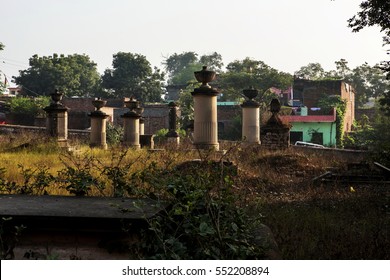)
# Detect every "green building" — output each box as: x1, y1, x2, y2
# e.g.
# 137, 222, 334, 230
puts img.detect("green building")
280, 109, 337, 147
